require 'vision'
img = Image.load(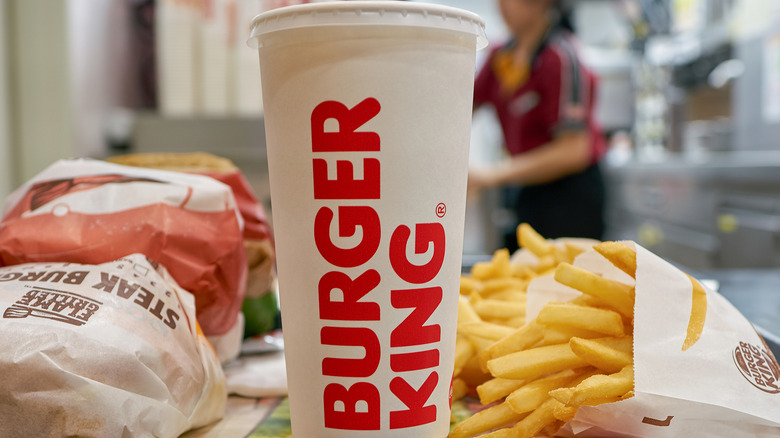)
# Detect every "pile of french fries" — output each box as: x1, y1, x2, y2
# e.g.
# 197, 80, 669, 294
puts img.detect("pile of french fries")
452, 225, 637, 438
